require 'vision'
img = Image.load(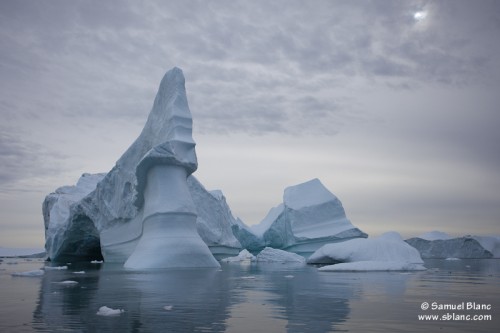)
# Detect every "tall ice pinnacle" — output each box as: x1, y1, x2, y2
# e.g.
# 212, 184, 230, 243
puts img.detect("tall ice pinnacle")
123, 67, 220, 268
